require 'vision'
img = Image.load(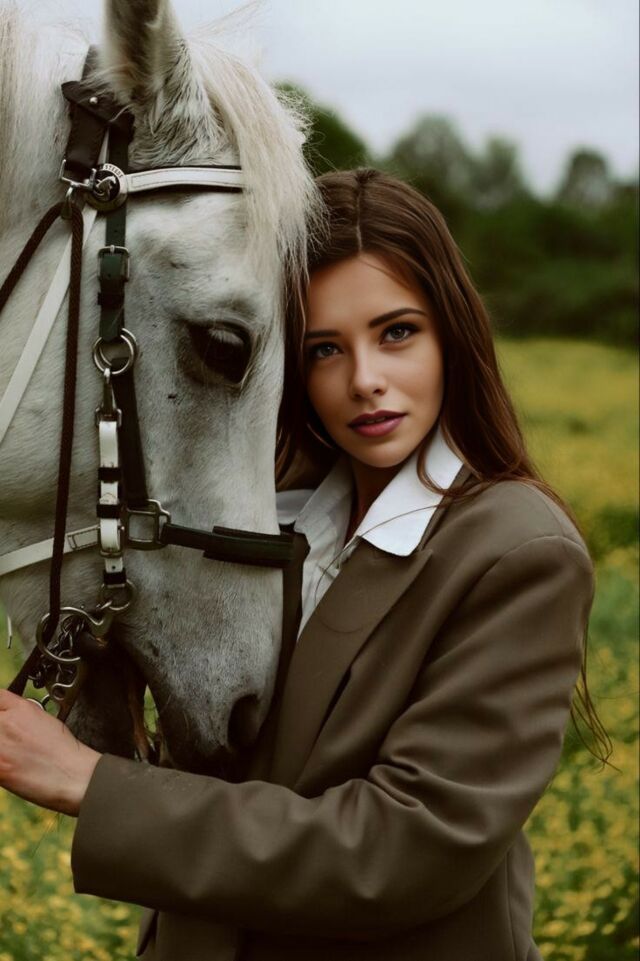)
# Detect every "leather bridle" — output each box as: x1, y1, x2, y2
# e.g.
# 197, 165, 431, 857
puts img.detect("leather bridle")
0, 49, 294, 743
